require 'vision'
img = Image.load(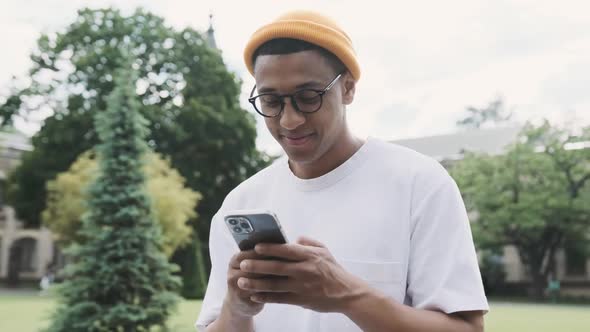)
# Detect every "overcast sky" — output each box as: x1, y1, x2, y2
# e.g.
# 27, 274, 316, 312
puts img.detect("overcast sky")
1, 0, 589, 154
